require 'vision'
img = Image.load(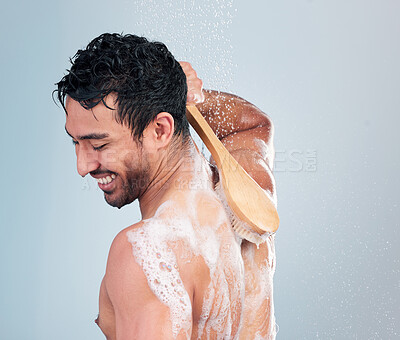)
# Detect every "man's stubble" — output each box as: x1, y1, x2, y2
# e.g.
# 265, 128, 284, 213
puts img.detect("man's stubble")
104, 147, 152, 209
